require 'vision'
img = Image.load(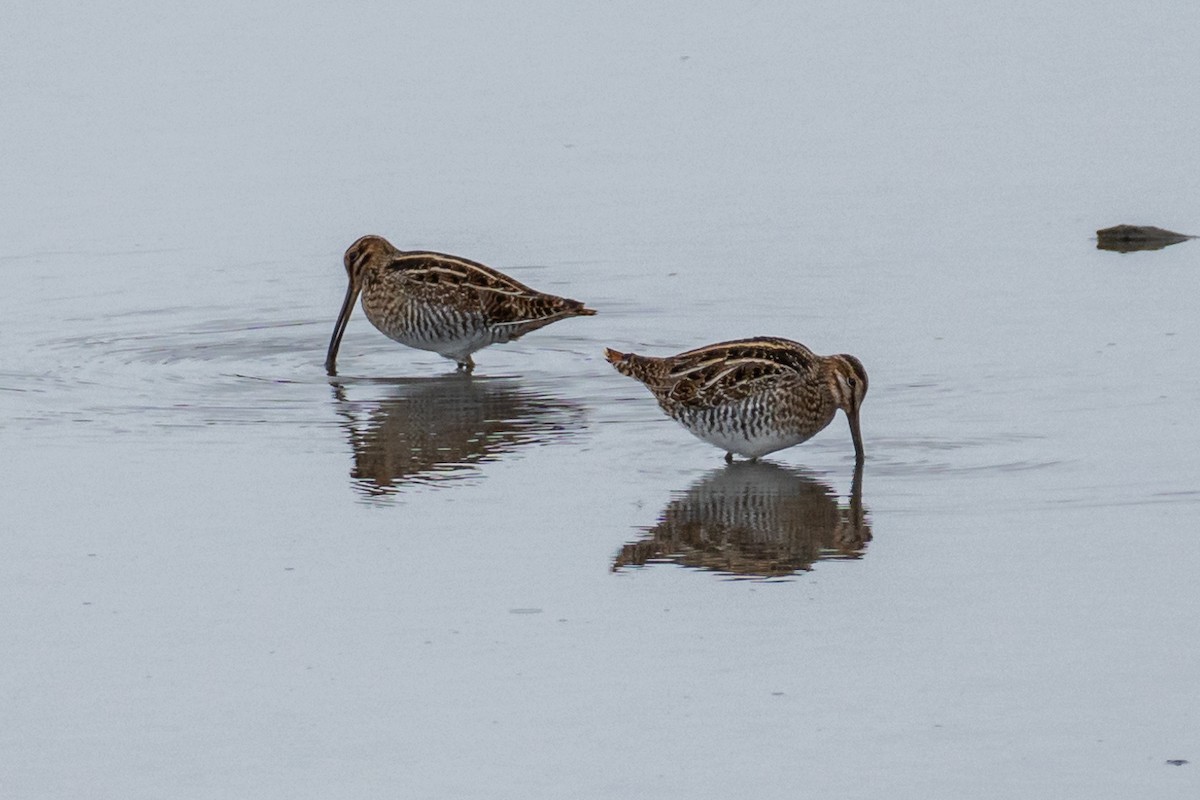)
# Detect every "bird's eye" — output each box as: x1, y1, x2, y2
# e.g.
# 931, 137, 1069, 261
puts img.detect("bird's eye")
847, 377, 856, 389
